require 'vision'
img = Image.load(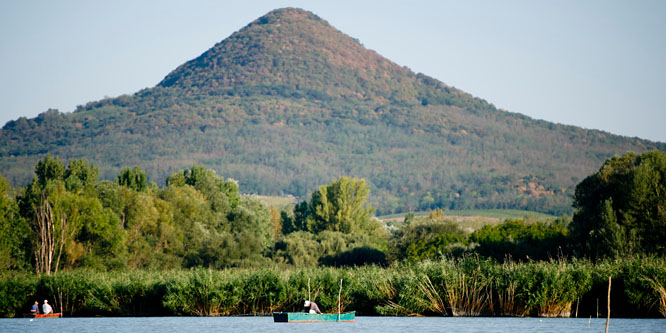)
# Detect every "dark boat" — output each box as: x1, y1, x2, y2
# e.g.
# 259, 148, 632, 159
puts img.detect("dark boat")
273, 311, 355, 323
